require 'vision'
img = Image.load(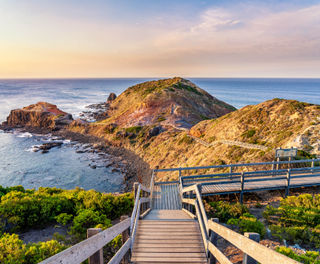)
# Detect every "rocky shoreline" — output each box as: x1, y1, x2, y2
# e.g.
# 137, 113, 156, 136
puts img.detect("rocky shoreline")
0, 124, 151, 192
